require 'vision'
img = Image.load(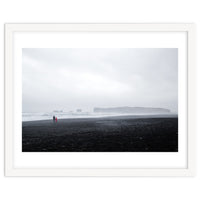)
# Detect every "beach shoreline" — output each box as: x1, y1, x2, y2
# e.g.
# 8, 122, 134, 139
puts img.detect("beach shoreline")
22, 113, 178, 123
